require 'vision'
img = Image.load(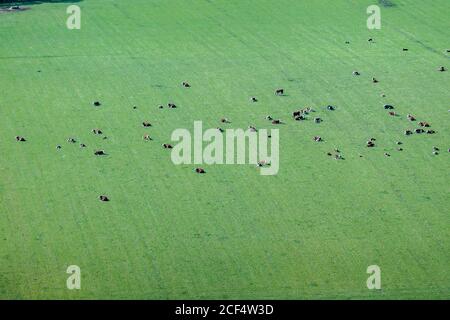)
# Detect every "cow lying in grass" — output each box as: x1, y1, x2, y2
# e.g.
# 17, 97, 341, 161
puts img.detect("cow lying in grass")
94, 150, 106, 156
99, 195, 109, 202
